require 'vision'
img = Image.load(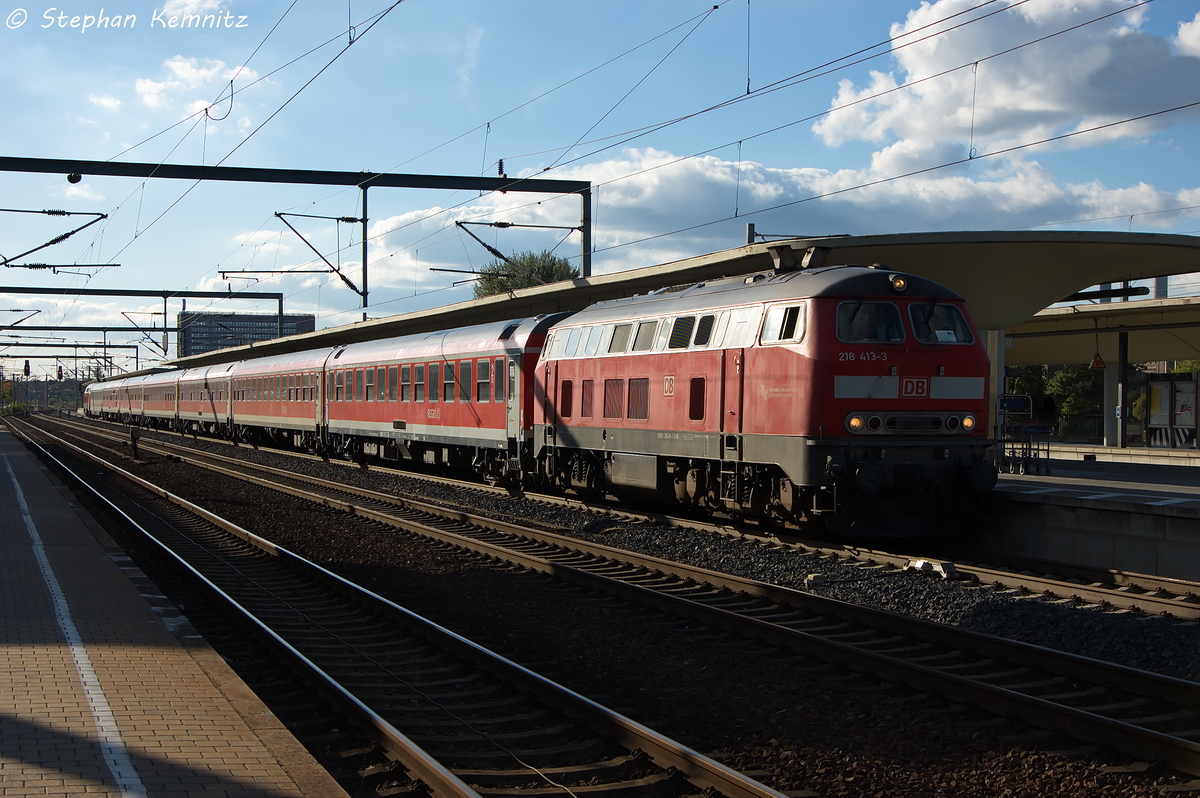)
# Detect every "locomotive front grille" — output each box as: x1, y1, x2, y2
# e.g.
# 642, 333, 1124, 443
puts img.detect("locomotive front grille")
885, 415, 943, 432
